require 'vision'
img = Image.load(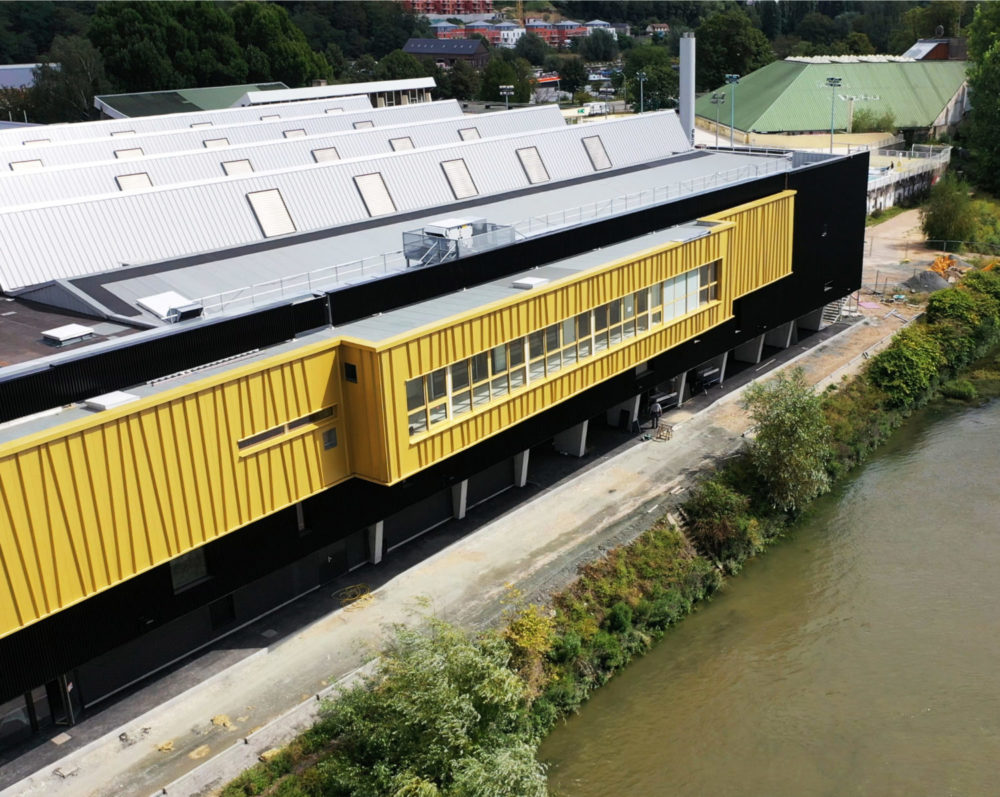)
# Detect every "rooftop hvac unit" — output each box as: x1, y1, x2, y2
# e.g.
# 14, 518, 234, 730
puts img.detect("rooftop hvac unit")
402, 217, 516, 268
